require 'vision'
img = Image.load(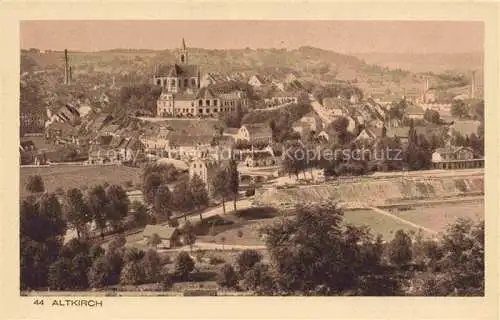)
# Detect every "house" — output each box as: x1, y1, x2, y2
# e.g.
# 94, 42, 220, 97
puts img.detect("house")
405, 104, 425, 120
156, 85, 247, 118
243, 150, 277, 167
431, 146, 482, 169
386, 127, 410, 144
238, 124, 273, 145
354, 128, 379, 143
264, 91, 299, 107
292, 112, 323, 135
142, 225, 180, 249
200, 72, 230, 88
188, 158, 219, 193
322, 97, 348, 117
450, 120, 481, 138
248, 75, 266, 88
54, 104, 81, 125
